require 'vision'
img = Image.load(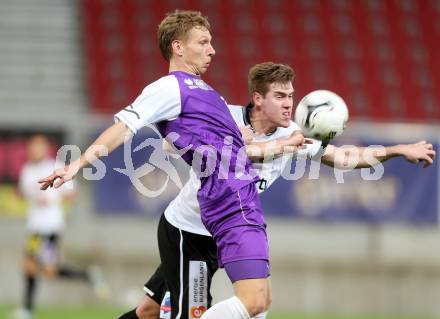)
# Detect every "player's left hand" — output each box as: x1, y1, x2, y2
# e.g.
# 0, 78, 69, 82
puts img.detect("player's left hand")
239, 125, 255, 145
285, 130, 314, 149
403, 140, 436, 168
